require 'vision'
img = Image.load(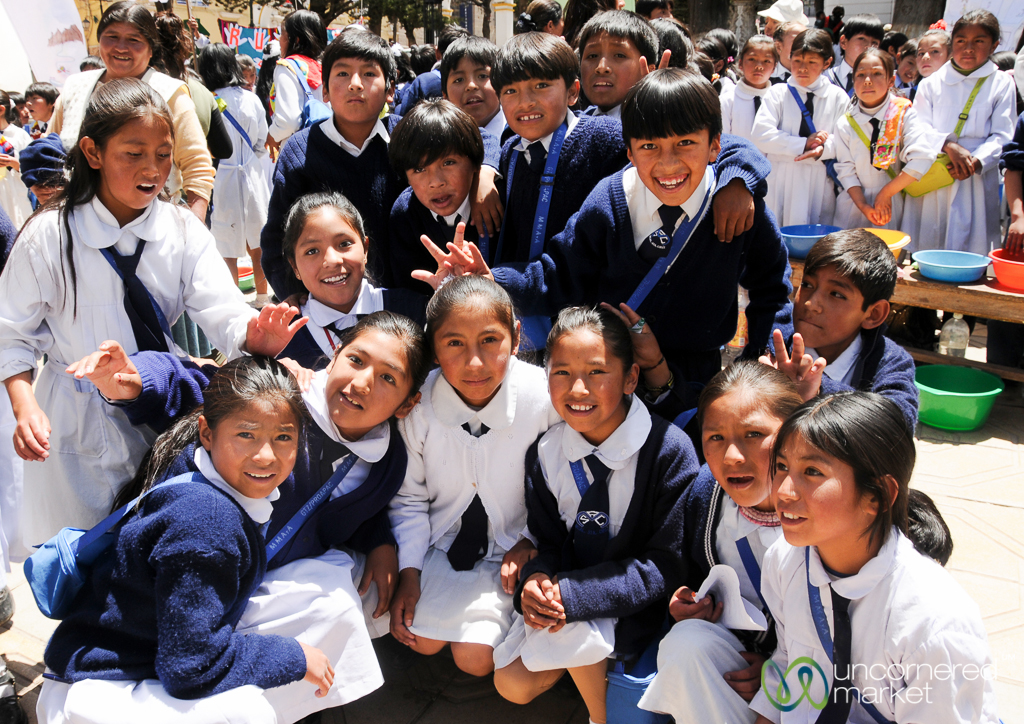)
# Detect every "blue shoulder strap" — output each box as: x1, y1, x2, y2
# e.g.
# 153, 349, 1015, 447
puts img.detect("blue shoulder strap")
788, 85, 817, 135
804, 547, 896, 724
265, 451, 360, 558
286, 57, 316, 101
98, 246, 175, 350
735, 534, 769, 612
625, 170, 716, 312
76, 472, 206, 557
568, 459, 591, 497
221, 107, 253, 151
